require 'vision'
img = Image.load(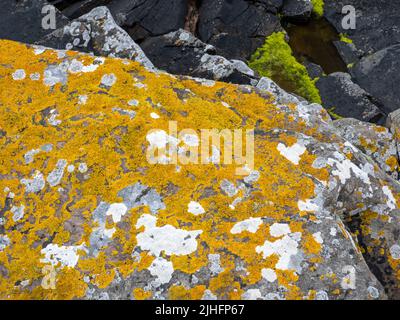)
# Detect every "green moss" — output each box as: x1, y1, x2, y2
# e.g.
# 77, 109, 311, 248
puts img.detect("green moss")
339, 33, 353, 44
249, 32, 322, 104
327, 107, 343, 120
311, 0, 324, 17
